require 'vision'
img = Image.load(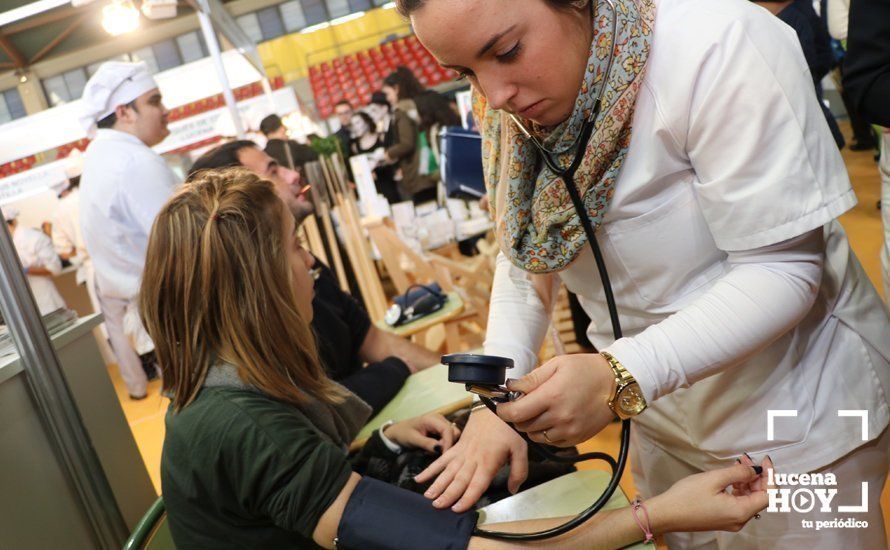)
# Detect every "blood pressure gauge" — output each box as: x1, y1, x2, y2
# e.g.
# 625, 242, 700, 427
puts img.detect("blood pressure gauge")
384, 303, 404, 326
